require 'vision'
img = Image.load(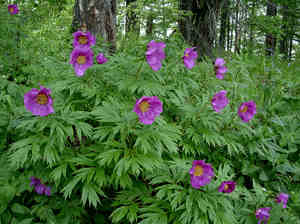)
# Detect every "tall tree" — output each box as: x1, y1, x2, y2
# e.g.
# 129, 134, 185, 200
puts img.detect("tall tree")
125, 0, 140, 35
219, 0, 229, 50
146, 8, 154, 36
248, 0, 256, 54
279, 4, 289, 58
72, 0, 117, 53
178, 0, 225, 59
234, 0, 241, 54
265, 0, 277, 56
